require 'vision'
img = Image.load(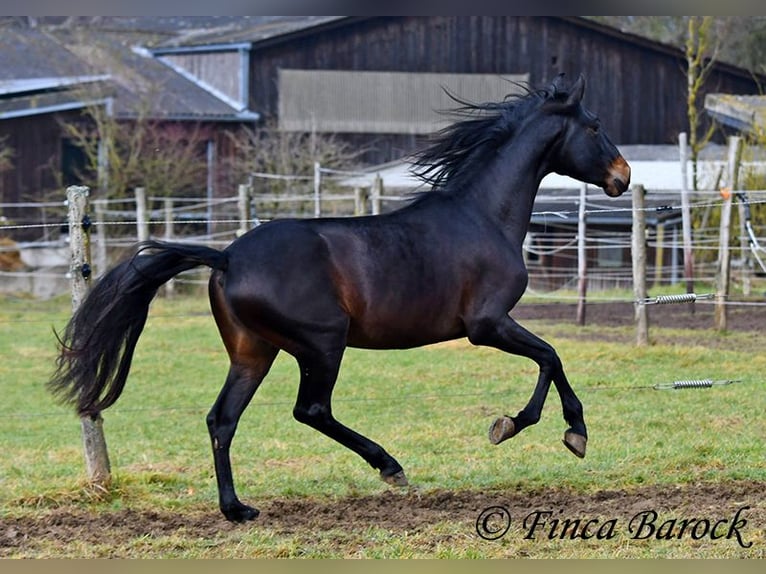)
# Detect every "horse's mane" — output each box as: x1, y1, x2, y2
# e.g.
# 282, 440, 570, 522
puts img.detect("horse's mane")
410, 78, 569, 192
